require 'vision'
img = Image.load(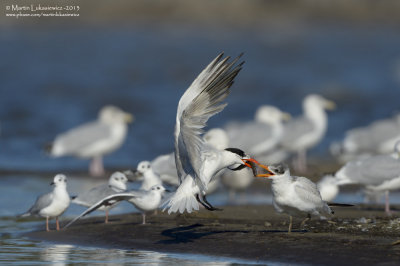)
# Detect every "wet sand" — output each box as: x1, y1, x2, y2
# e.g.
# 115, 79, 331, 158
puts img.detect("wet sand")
25, 204, 400, 265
